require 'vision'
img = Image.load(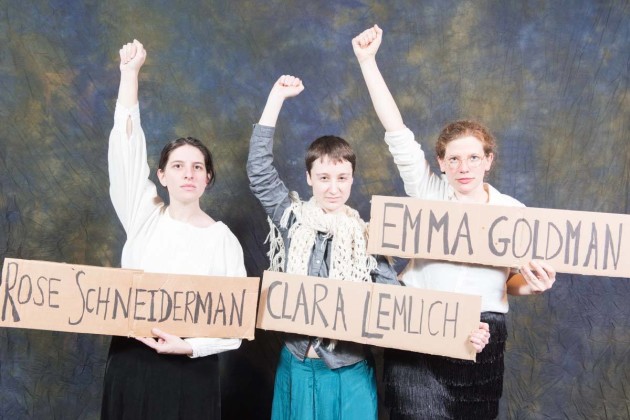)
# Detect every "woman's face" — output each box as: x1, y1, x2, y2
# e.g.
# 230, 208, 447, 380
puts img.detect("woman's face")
157, 145, 210, 204
306, 156, 353, 214
438, 135, 493, 202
